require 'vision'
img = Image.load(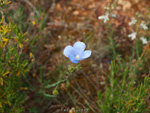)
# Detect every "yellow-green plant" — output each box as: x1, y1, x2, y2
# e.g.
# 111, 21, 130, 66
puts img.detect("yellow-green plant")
0, 0, 10, 7
0, 17, 31, 112
97, 61, 150, 113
